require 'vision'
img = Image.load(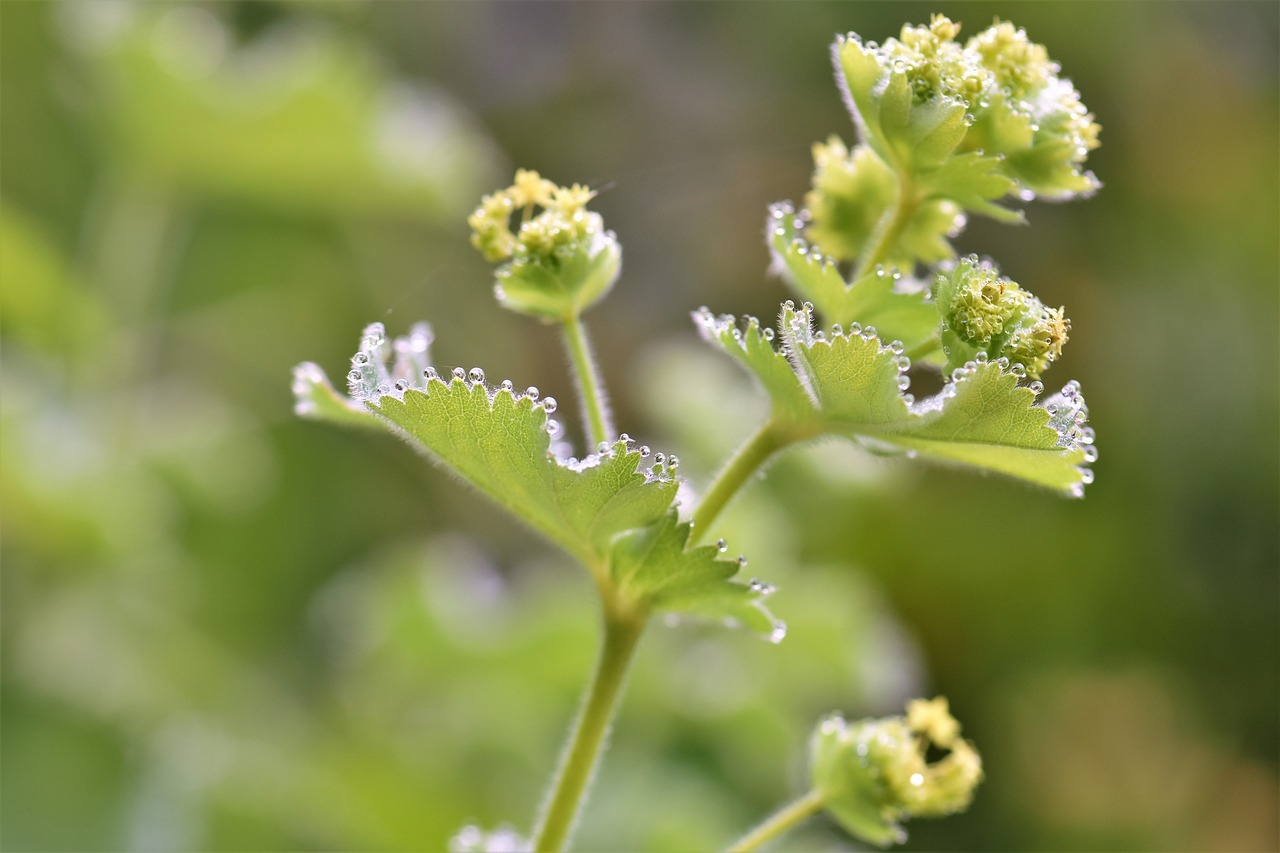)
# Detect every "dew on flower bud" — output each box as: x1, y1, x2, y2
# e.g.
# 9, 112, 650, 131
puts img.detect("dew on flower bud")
542, 396, 557, 414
